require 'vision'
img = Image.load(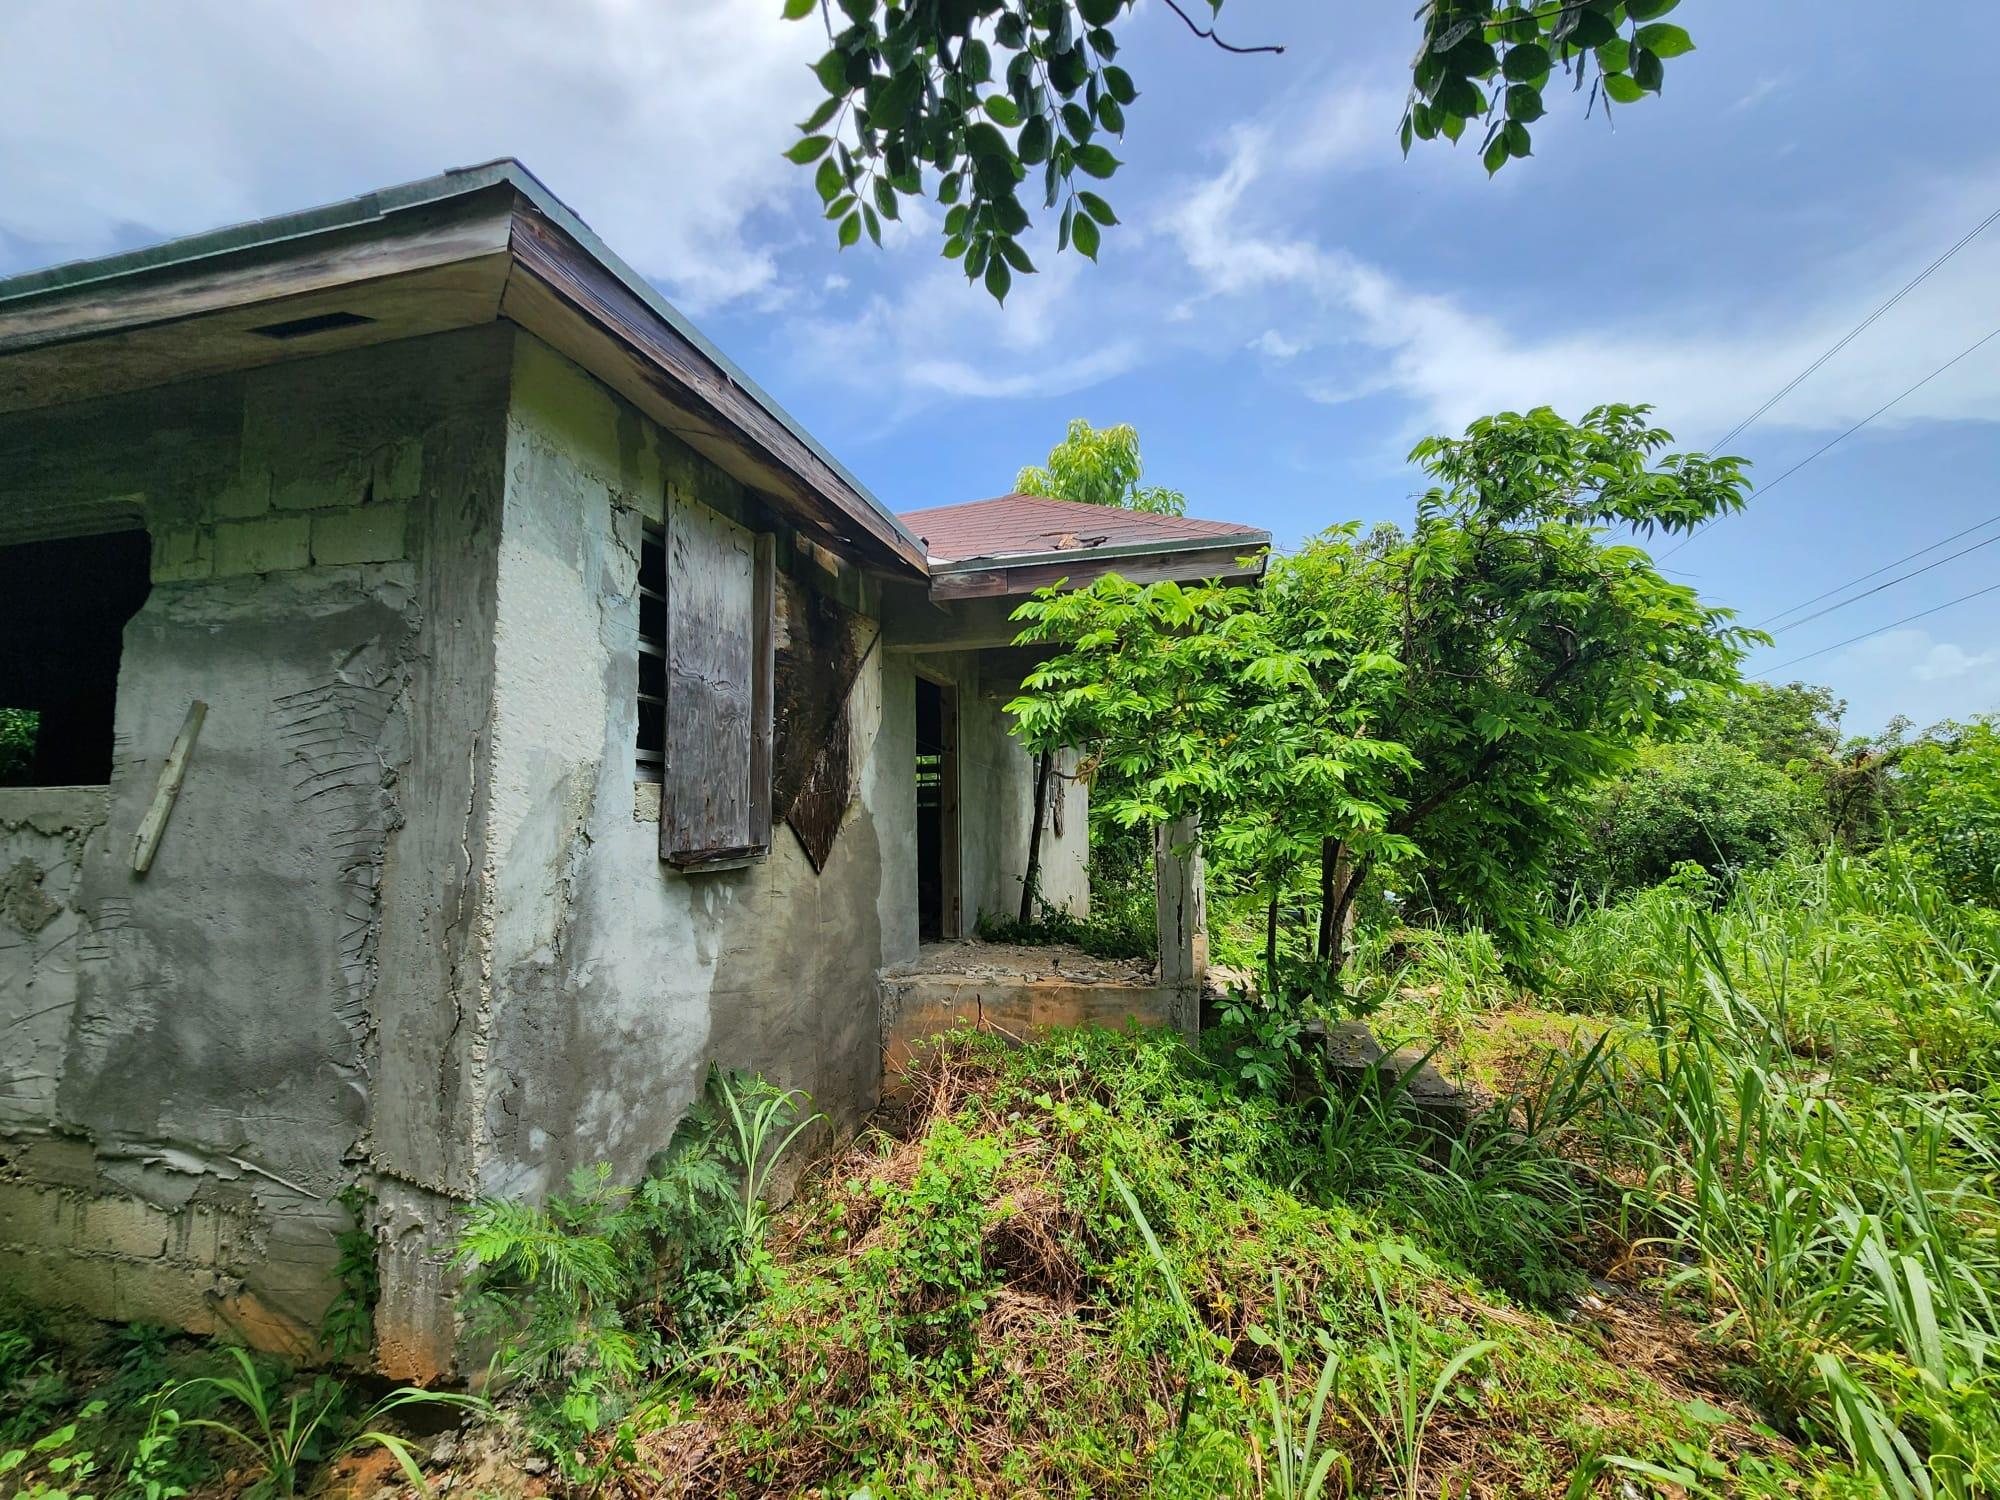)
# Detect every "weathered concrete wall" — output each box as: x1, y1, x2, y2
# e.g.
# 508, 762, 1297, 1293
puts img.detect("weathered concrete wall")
0, 328, 510, 1368
470, 336, 905, 1209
